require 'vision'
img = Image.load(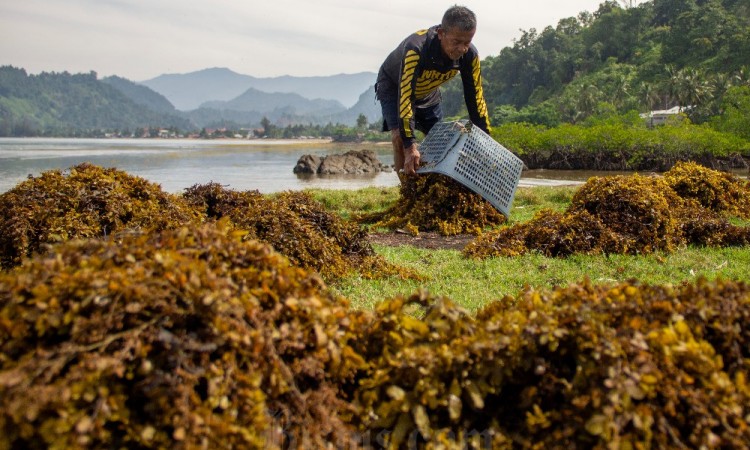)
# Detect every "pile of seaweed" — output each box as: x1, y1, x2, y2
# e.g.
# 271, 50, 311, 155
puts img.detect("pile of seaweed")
465, 162, 750, 258
2, 236, 749, 448
358, 173, 506, 236
0, 163, 202, 269
0, 222, 366, 449
182, 182, 418, 280
0, 164, 417, 280
664, 161, 750, 219
351, 278, 750, 448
